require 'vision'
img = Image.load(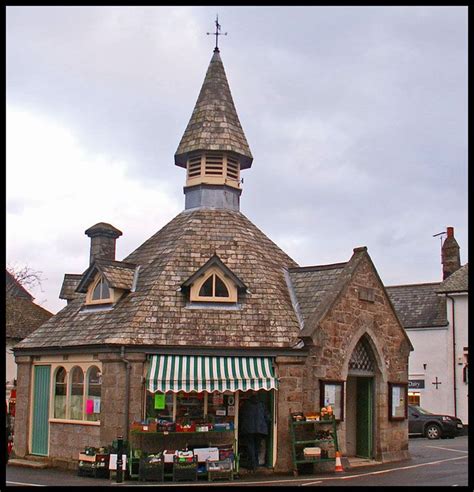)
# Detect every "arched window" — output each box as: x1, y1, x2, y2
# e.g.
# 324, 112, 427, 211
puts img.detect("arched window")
54, 367, 67, 419
91, 276, 110, 301
69, 366, 84, 420
189, 265, 238, 303
198, 273, 230, 299
86, 366, 102, 422
349, 336, 376, 375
